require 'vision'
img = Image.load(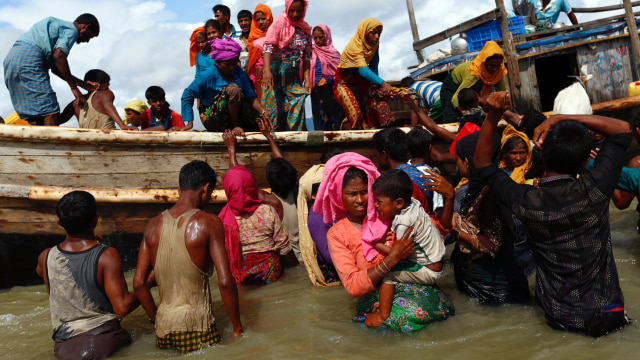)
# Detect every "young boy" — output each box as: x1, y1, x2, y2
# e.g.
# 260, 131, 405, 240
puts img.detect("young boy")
475, 91, 631, 337
364, 169, 445, 327
140, 86, 191, 131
